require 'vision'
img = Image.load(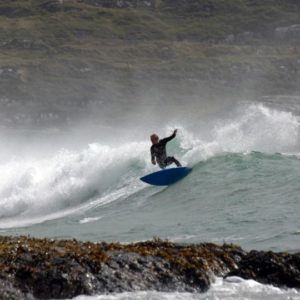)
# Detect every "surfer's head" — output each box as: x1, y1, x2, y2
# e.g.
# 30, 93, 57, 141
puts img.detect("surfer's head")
150, 134, 159, 144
